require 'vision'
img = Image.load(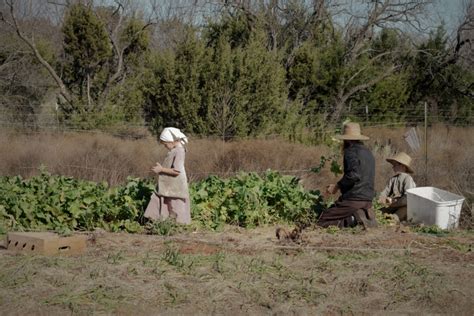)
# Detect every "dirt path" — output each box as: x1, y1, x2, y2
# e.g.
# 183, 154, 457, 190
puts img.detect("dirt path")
1, 226, 473, 315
